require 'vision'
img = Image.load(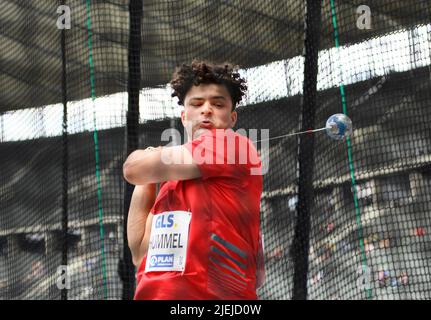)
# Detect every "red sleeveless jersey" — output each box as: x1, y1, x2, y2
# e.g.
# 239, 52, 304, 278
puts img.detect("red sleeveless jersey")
134, 128, 263, 300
